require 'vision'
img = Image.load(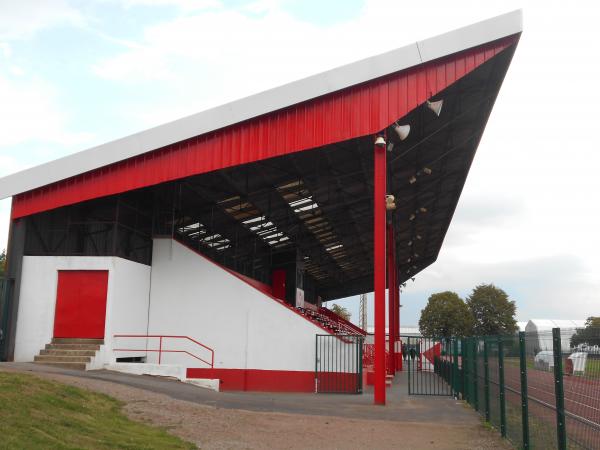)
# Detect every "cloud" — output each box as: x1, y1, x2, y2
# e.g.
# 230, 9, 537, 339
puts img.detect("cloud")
0, 74, 93, 151
0, 0, 84, 41
118, 0, 222, 10
402, 253, 598, 322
